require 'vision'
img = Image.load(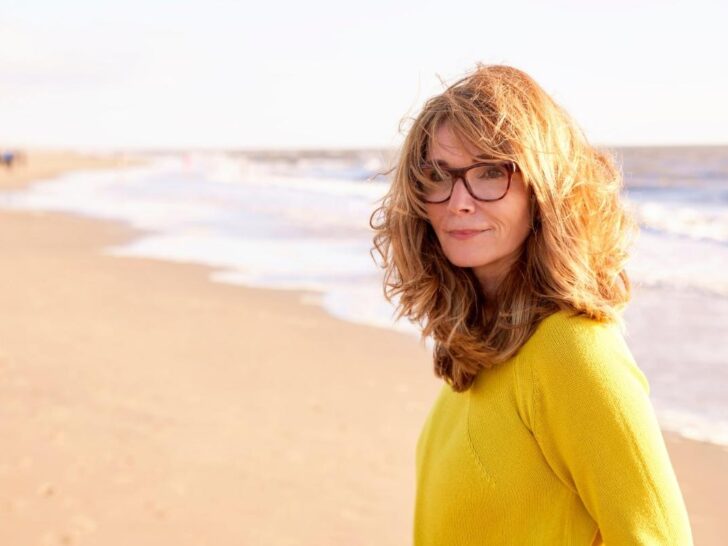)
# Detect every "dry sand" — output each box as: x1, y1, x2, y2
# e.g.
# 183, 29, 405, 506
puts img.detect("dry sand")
0, 155, 726, 545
